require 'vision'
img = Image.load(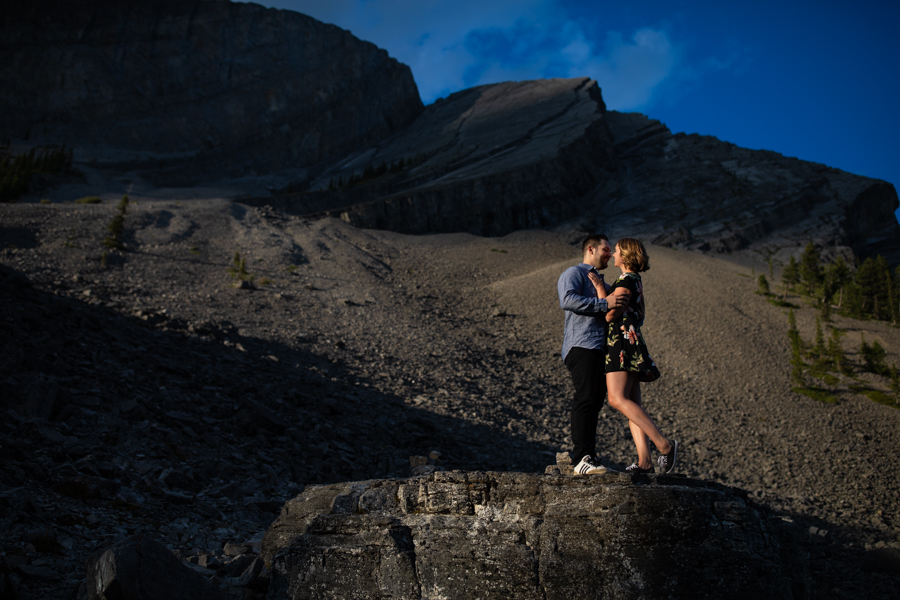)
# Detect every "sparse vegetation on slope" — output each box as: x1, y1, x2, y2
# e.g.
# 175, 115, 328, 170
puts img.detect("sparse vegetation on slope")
0, 201, 898, 599
776, 242, 900, 407
0, 141, 73, 202
103, 195, 129, 251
